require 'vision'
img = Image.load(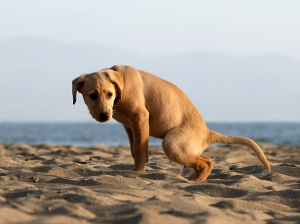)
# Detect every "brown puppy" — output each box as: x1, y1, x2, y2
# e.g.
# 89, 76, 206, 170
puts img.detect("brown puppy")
72, 65, 271, 181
